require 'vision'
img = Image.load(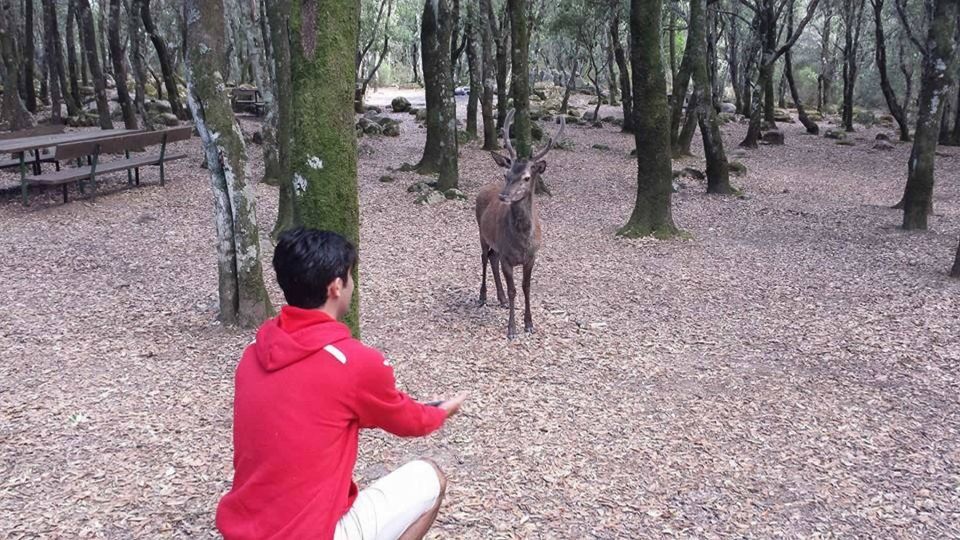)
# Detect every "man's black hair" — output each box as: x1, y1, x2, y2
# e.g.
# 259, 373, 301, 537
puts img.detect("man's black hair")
273, 227, 357, 309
